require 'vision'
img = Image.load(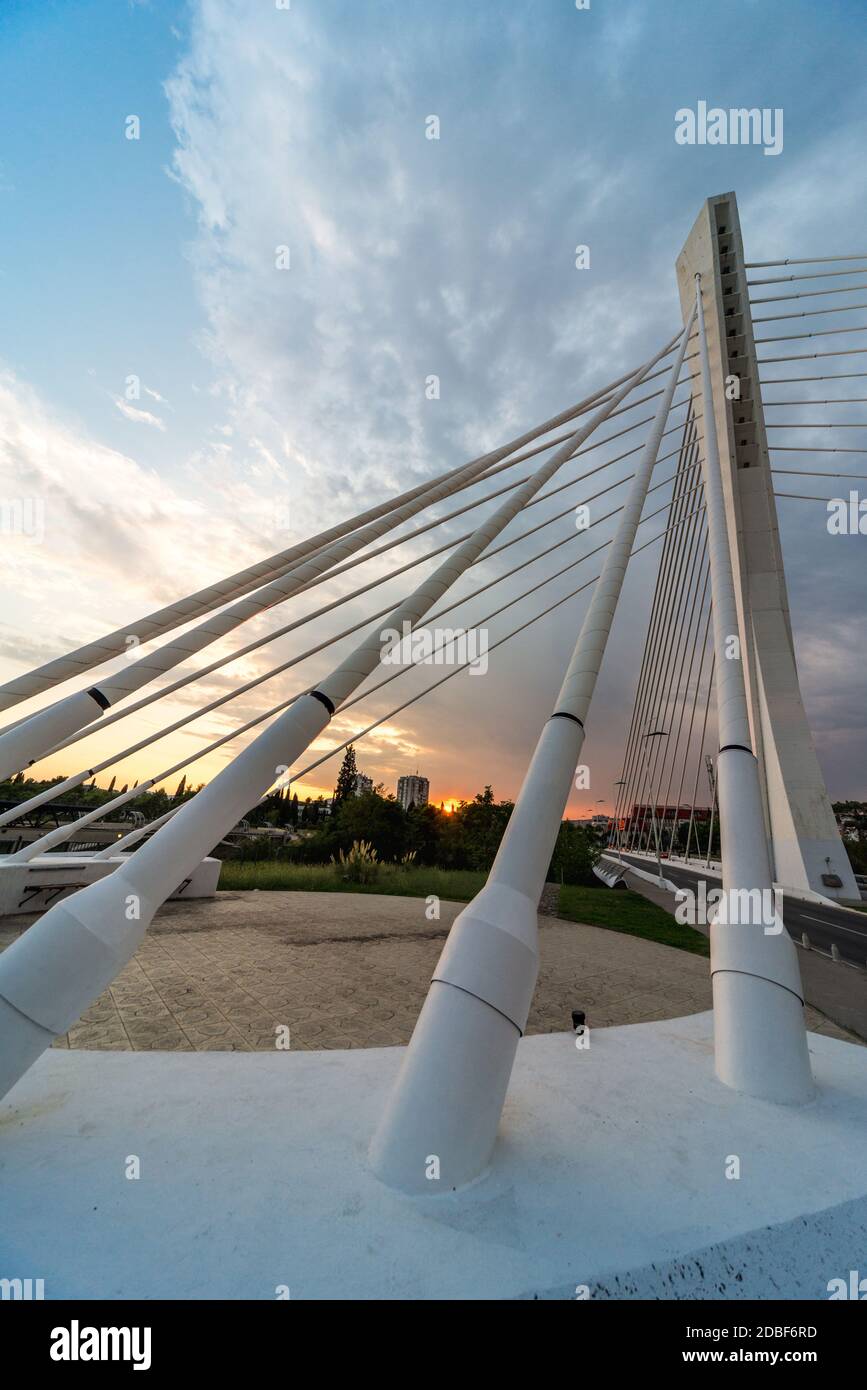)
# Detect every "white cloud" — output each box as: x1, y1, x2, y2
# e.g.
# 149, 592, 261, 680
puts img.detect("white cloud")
113, 397, 166, 430
162, 2, 648, 549
155, 1, 867, 803
0, 370, 264, 668
742, 122, 867, 259
8, 0, 861, 807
